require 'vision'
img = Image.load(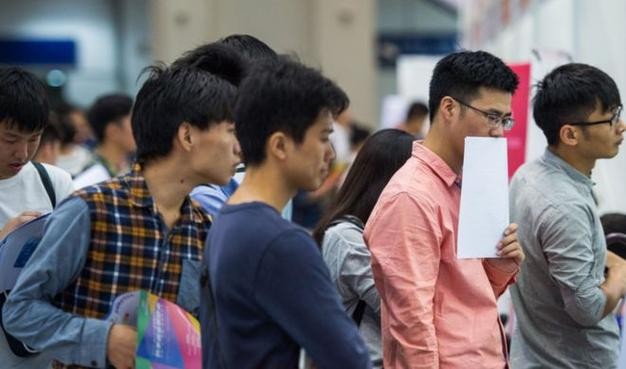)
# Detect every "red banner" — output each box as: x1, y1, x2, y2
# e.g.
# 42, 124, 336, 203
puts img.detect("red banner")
506, 63, 531, 179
